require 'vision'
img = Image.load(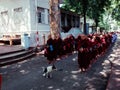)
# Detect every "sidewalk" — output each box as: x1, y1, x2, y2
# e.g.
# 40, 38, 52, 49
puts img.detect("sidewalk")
106, 59, 120, 90
0, 45, 24, 54
106, 37, 120, 90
